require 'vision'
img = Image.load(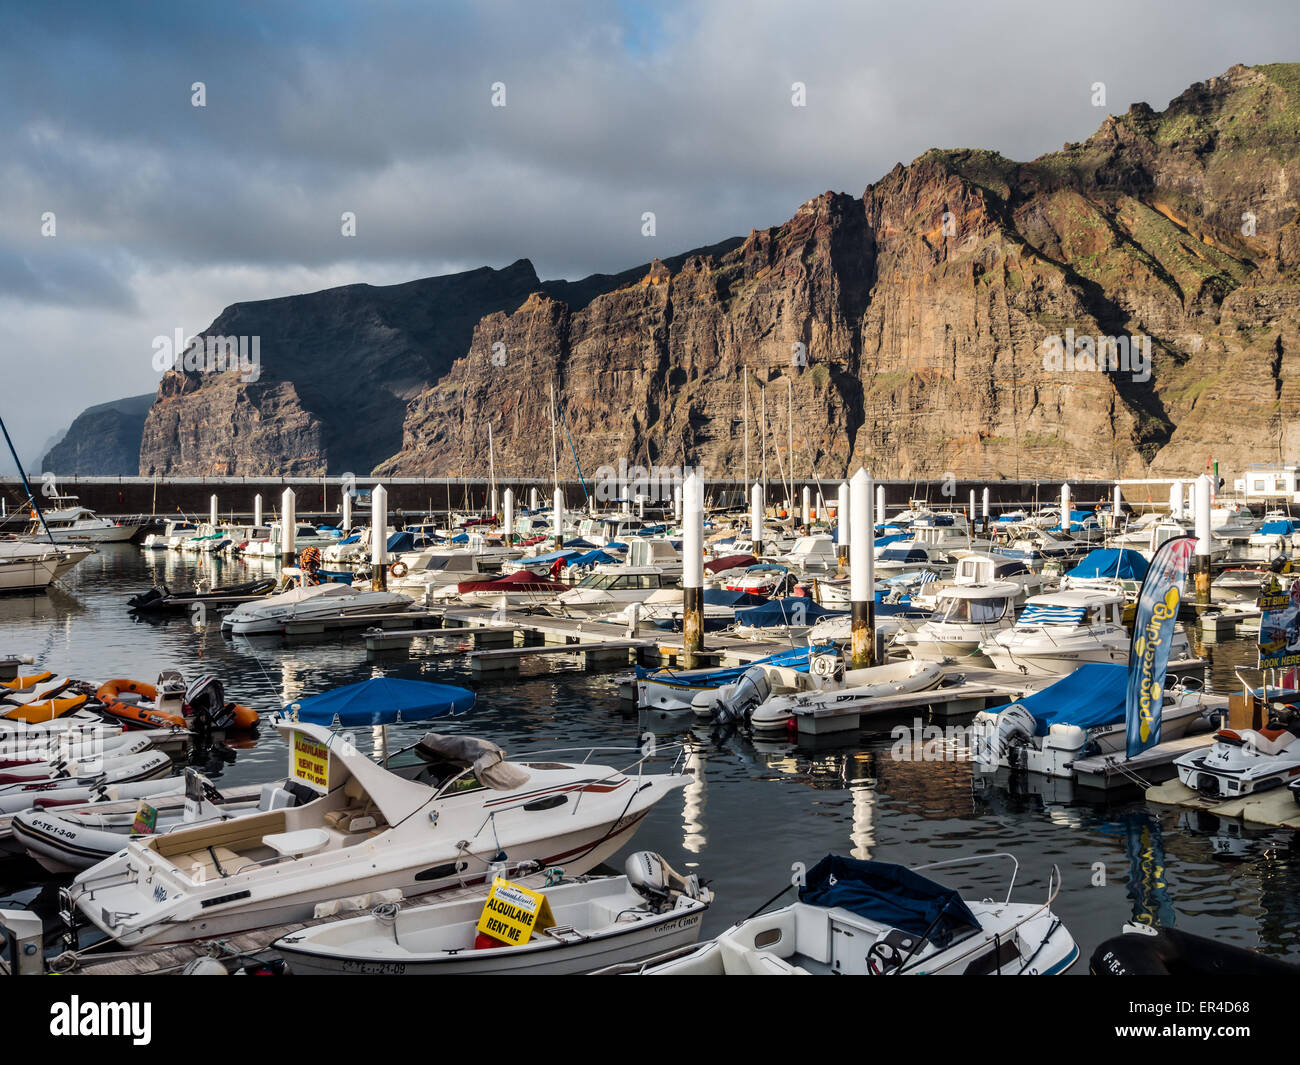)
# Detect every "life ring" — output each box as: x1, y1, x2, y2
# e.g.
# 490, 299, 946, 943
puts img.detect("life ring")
390, 561, 408, 578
